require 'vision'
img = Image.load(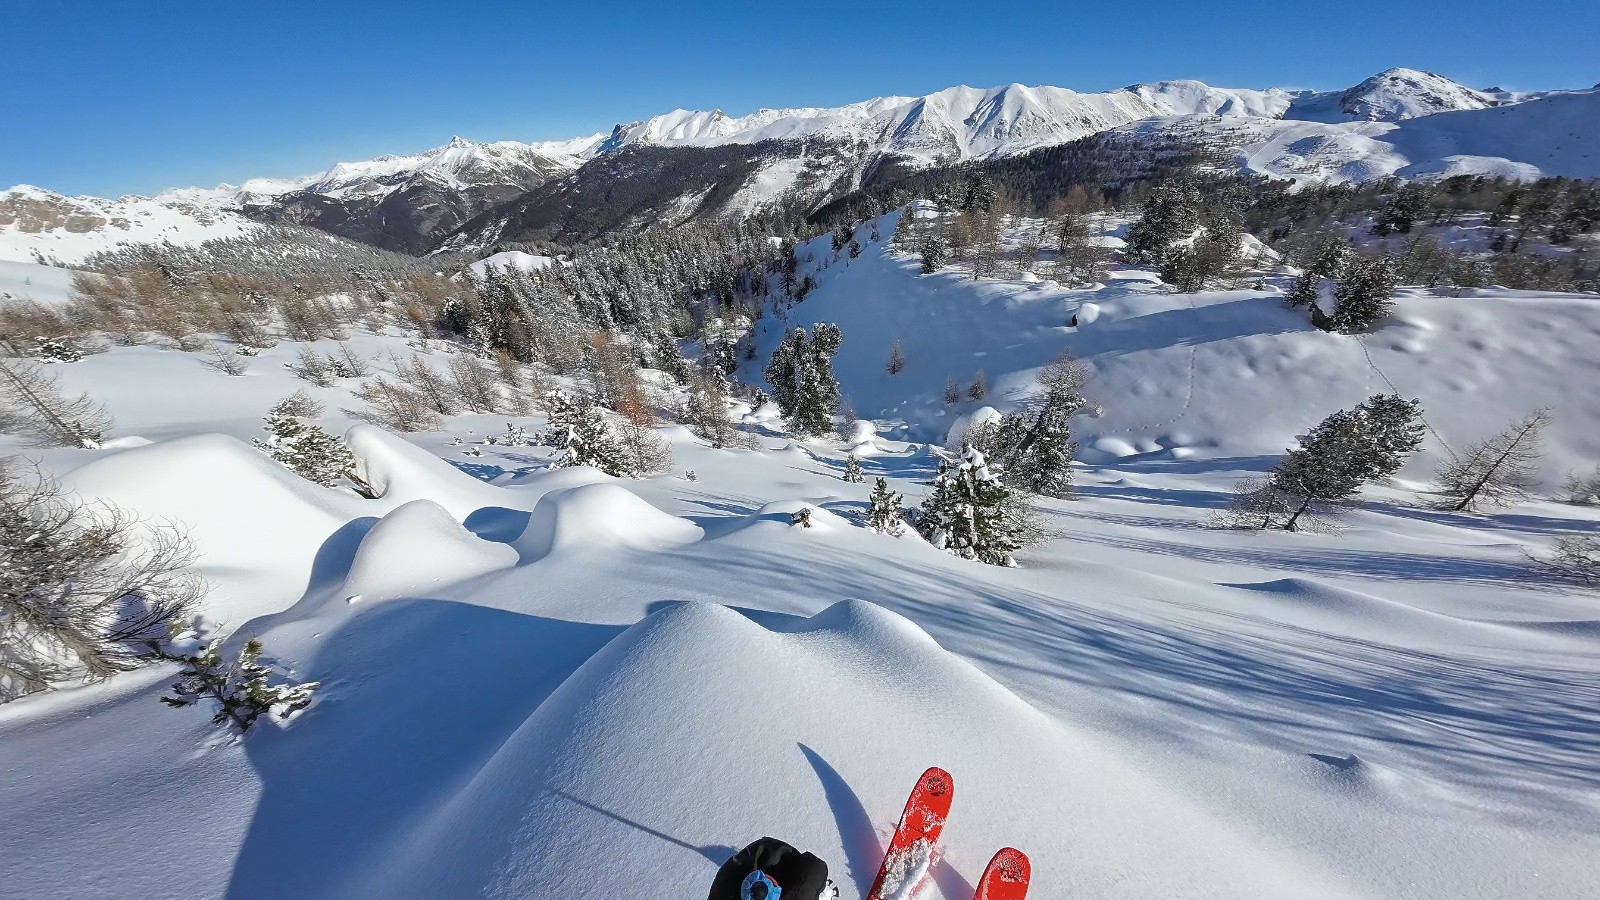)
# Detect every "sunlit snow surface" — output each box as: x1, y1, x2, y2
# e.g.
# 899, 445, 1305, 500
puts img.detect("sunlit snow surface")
1, 222, 1598, 898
